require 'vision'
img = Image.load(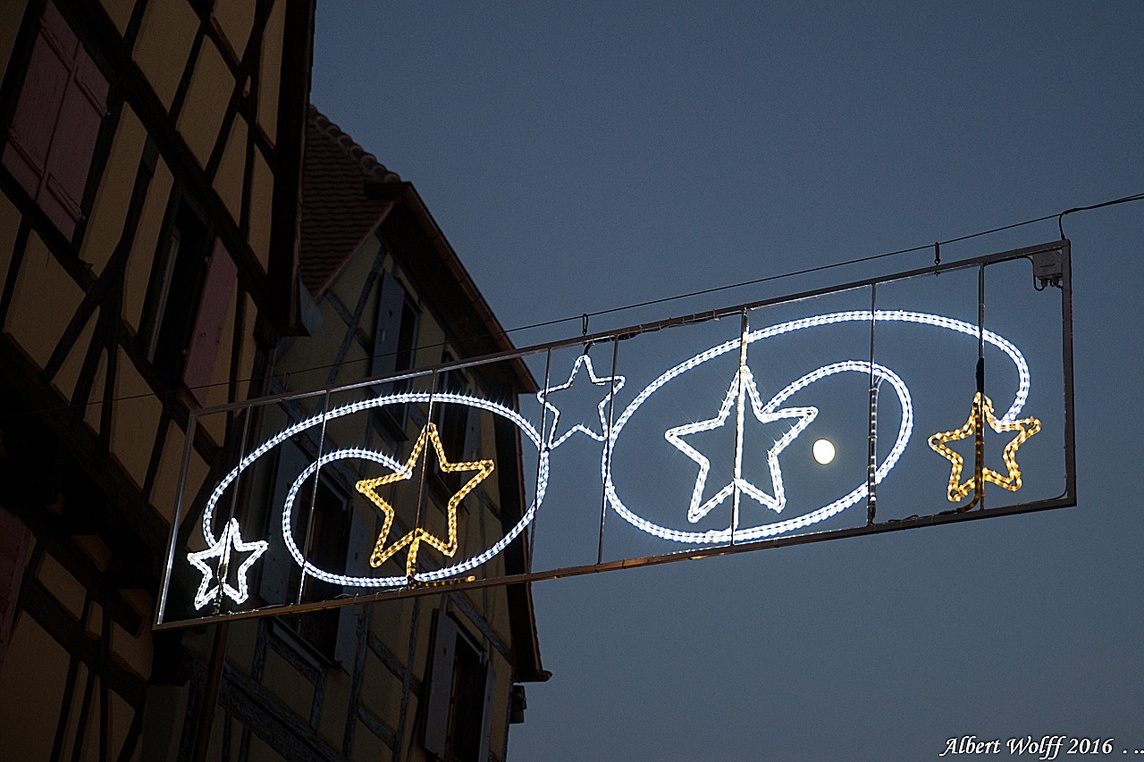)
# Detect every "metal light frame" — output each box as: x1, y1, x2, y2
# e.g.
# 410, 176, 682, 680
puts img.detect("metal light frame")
156, 240, 1074, 629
